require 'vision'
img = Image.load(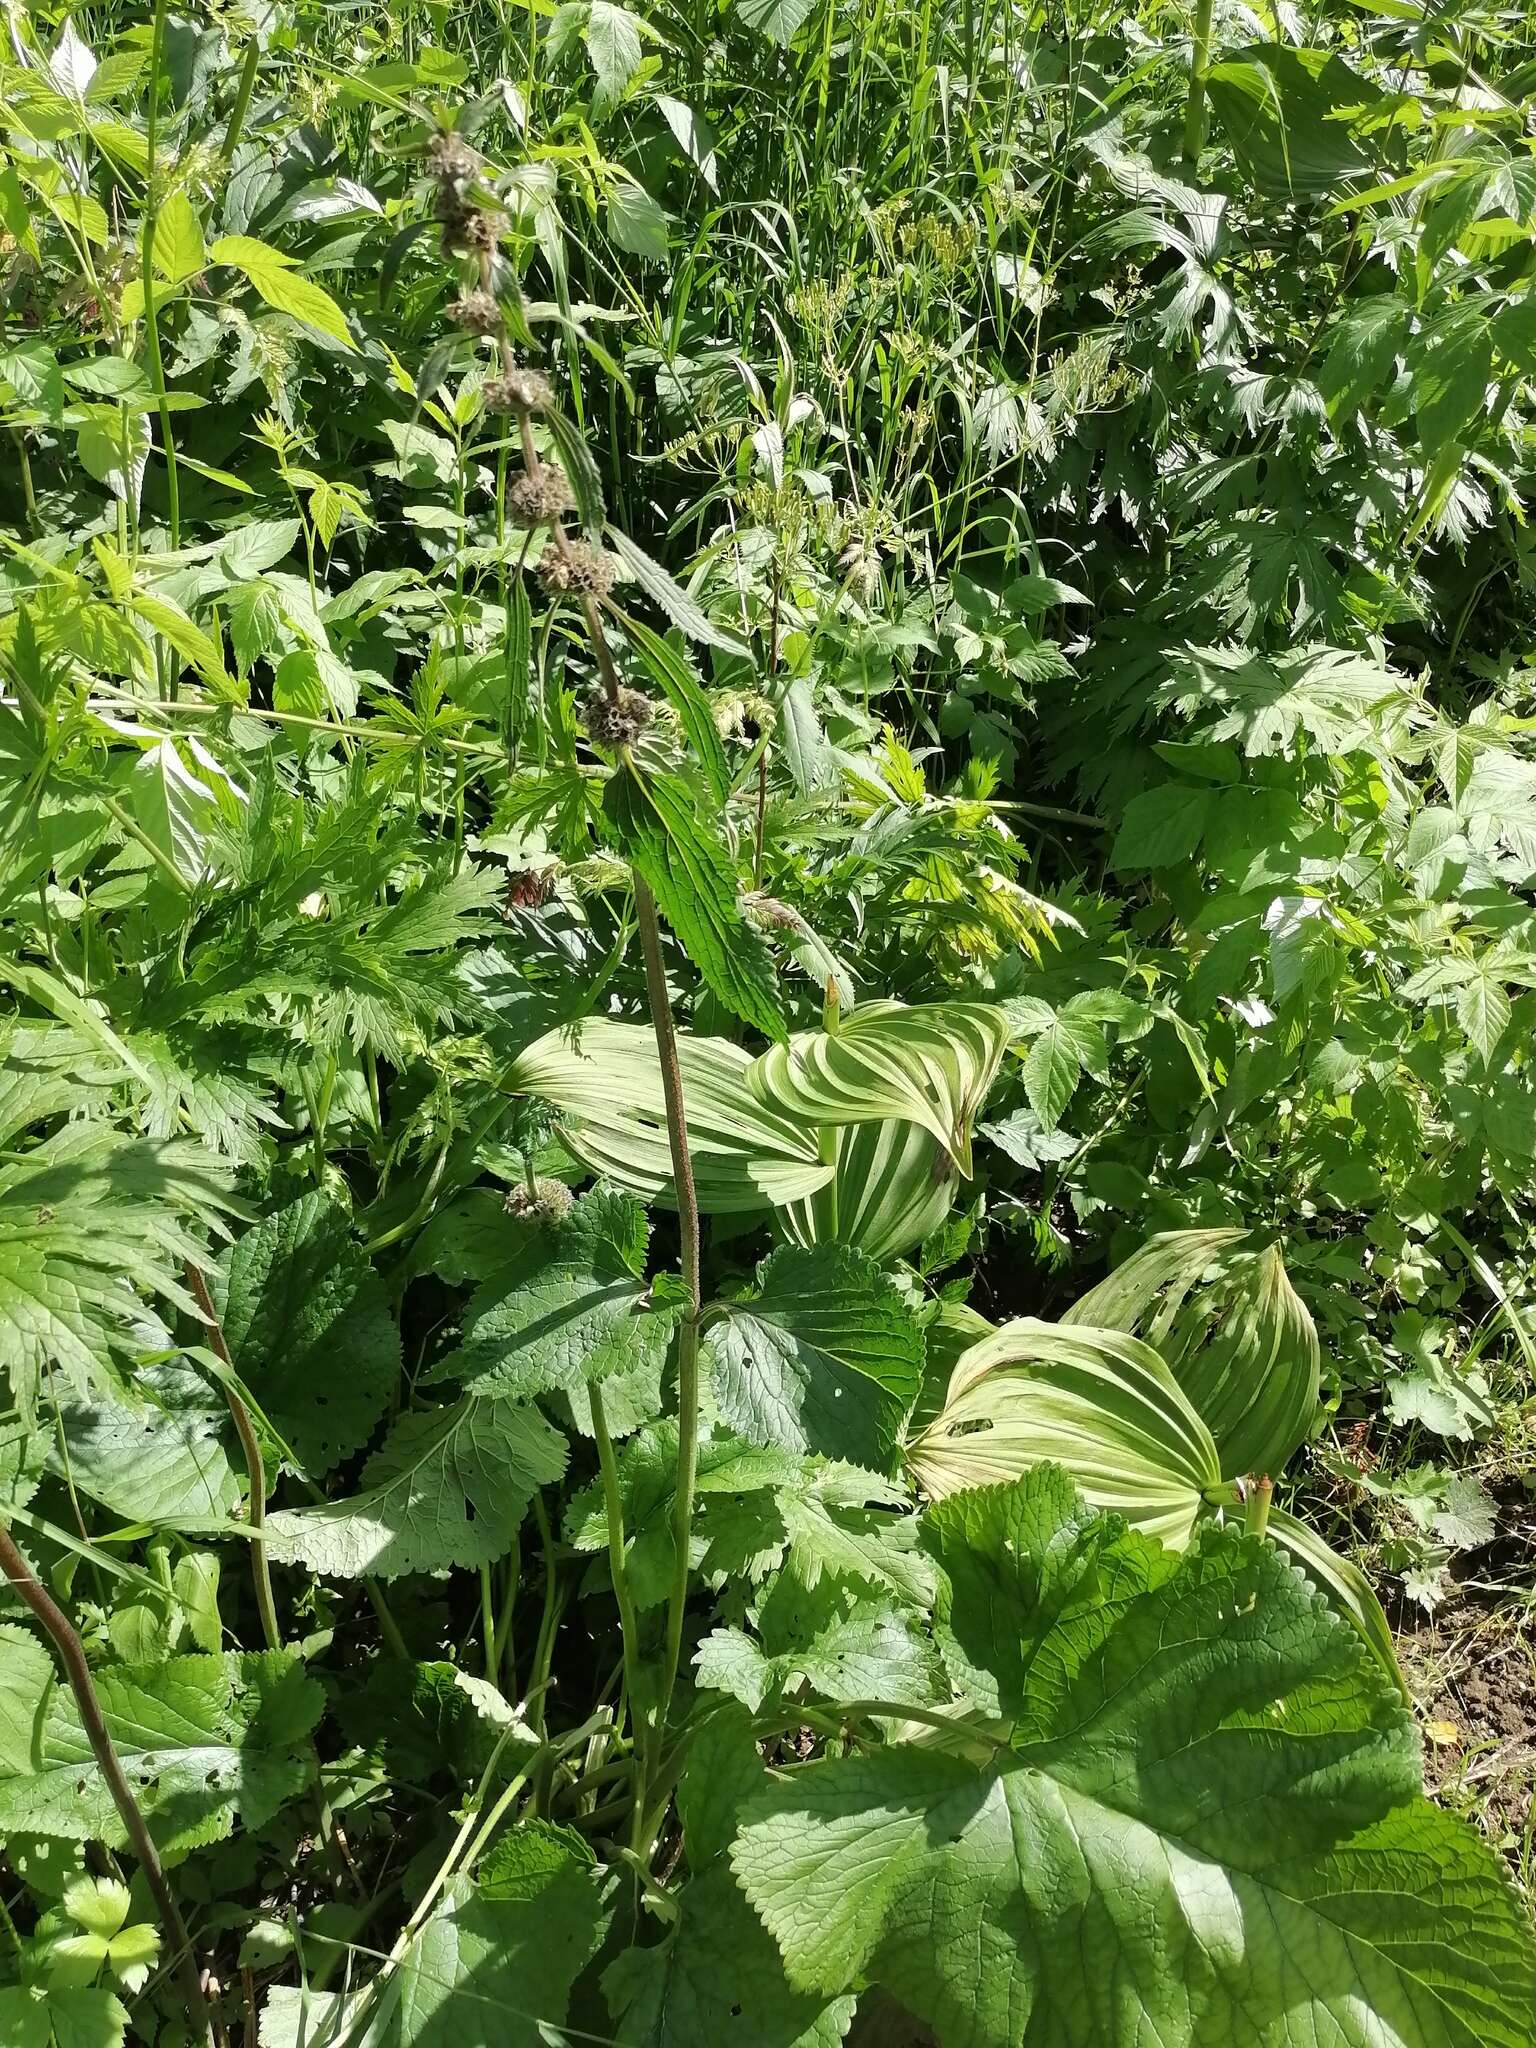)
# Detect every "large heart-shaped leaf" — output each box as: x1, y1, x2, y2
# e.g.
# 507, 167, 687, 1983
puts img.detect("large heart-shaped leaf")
778, 1118, 957, 1263
734, 1470, 1536, 2048
508, 1019, 831, 1213
748, 1001, 1012, 1176
905, 1319, 1222, 1543
1065, 1228, 1320, 1478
